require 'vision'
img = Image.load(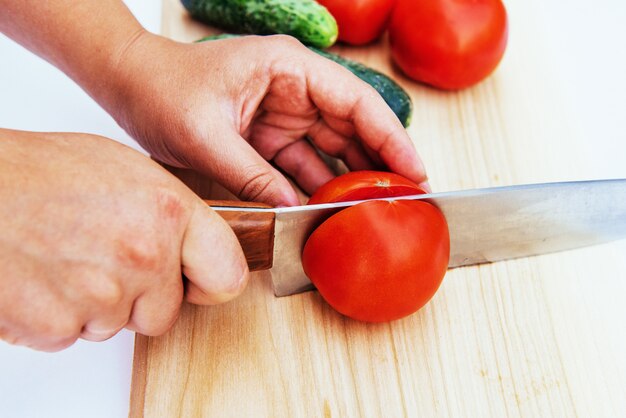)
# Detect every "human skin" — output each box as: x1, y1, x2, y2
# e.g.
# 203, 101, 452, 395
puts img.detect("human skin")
0, 1, 428, 351
0, 129, 248, 351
